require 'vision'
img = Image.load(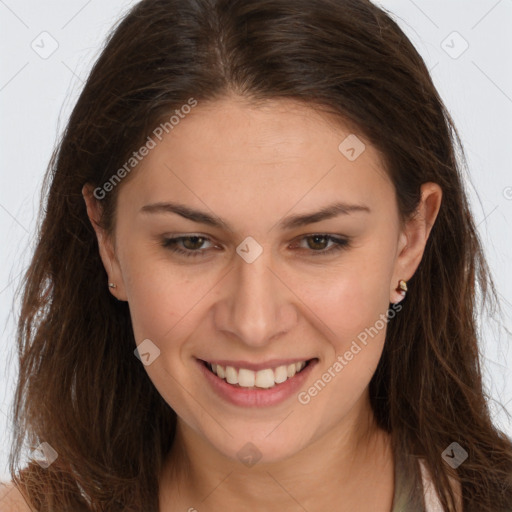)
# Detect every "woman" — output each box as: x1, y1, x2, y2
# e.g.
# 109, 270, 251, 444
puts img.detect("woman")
2, 0, 511, 510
